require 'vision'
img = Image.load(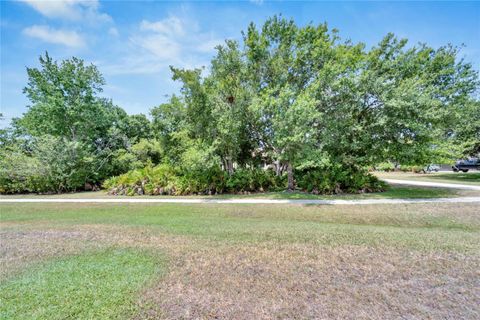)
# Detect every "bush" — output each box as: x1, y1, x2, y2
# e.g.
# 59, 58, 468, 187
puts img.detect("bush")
103, 164, 178, 195
0, 149, 39, 193
296, 165, 386, 194
103, 165, 285, 196
225, 168, 285, 193
0, 136, 93, 193
399, 165, 425, 173
375, 162, 396, 172
104, 162, 384, 196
